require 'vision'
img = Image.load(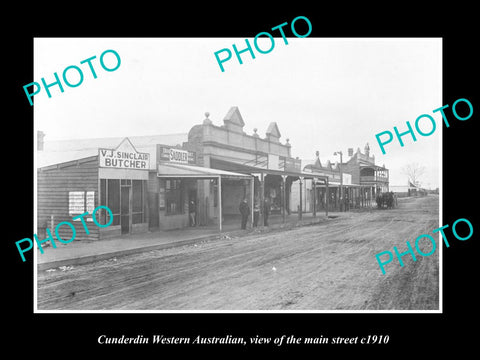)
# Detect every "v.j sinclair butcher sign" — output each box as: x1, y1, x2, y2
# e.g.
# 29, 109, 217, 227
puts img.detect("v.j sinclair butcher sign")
99, 138, 150, 170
